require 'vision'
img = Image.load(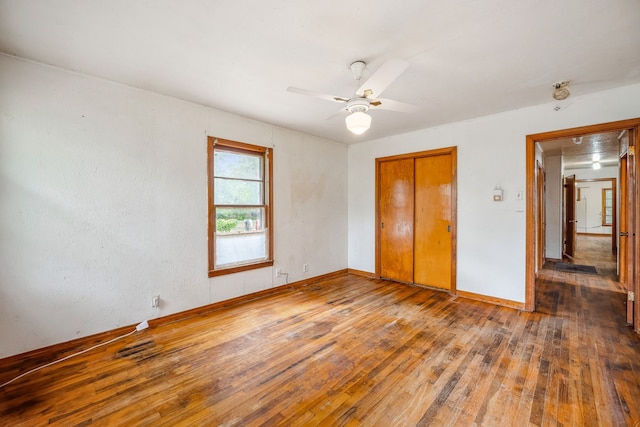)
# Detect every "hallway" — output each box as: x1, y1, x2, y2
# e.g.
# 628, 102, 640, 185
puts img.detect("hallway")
541, 234, 625, 294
